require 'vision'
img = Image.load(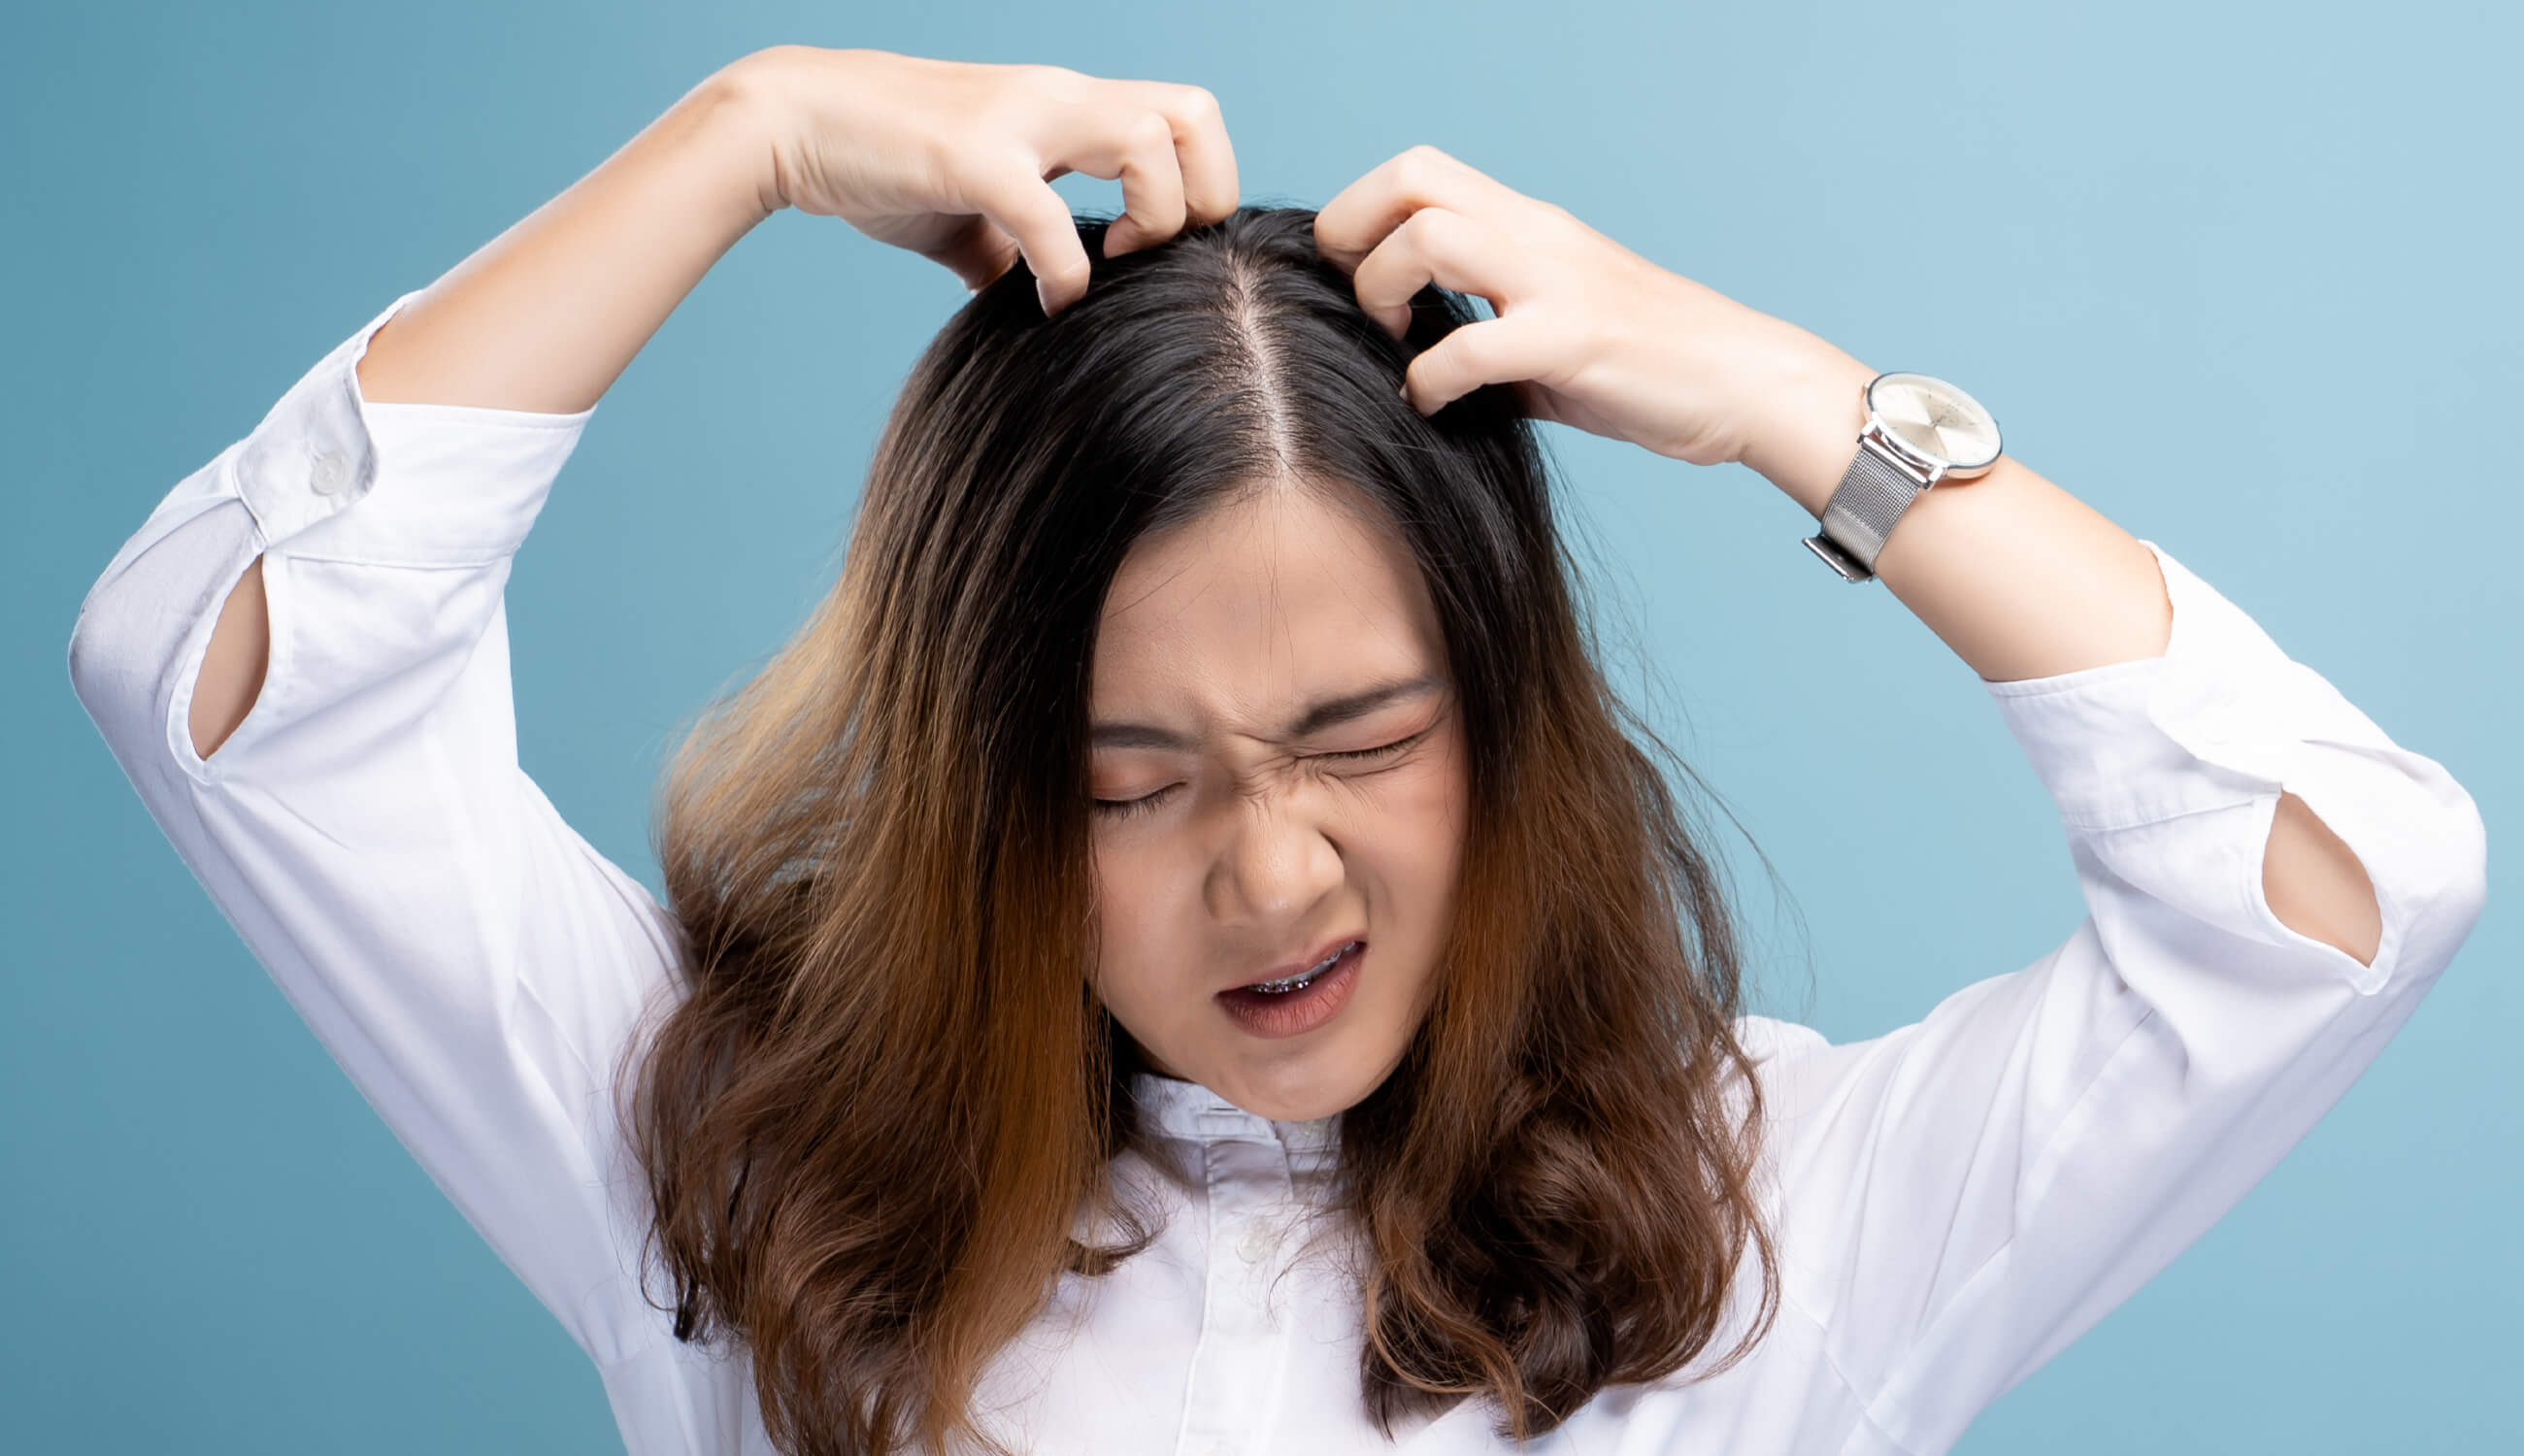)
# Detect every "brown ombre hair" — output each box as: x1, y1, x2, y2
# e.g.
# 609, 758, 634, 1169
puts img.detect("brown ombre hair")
616, 206, 1780, 1456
